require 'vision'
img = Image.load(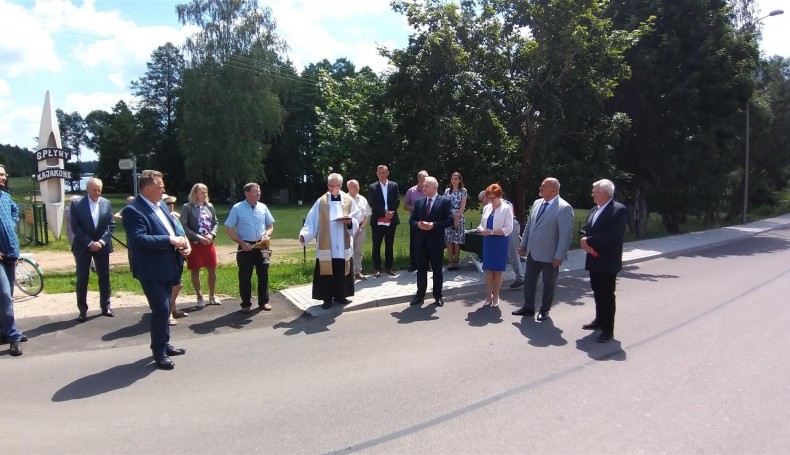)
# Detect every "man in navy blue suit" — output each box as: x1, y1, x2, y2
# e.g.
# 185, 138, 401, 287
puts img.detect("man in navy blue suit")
70, 178, 115, 322
408, 176, 454, 307
368, 165, 400, 277
123, 170, 190, 370
580, 179, 627, 343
